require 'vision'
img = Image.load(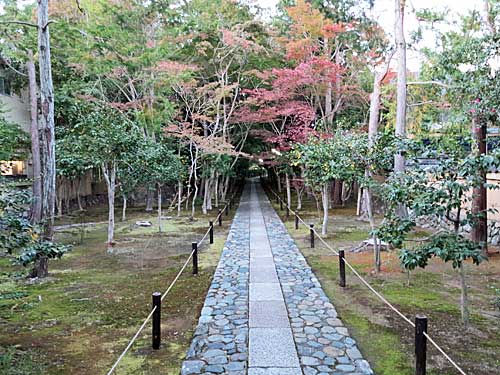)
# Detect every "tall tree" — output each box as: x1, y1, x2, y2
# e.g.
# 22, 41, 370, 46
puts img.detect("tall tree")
38, 0, 56, 245
394, 0, 407, 175
26, 51, 42, 224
